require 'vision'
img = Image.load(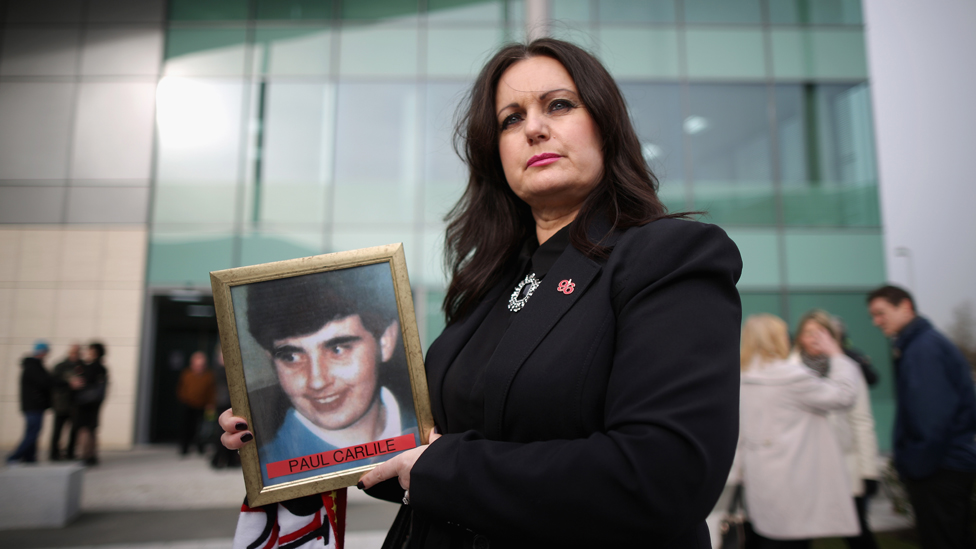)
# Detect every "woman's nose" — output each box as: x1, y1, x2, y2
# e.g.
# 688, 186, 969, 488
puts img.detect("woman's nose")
524, 110, 549, 144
